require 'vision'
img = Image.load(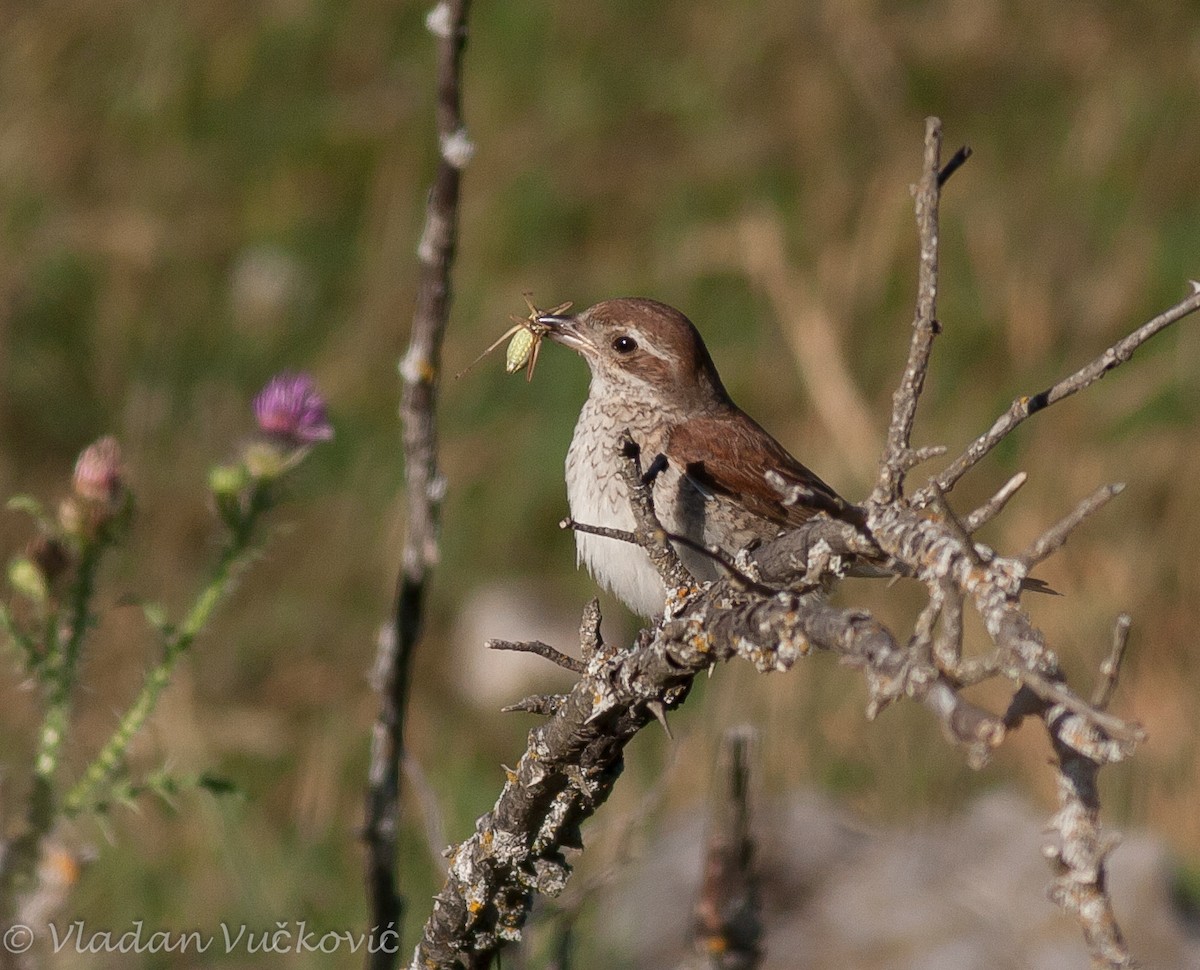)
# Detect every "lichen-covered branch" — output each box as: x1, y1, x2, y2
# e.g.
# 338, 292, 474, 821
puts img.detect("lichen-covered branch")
488, 638, 584, 674
364, 1, 472, 965
408, 118, 1198, 970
